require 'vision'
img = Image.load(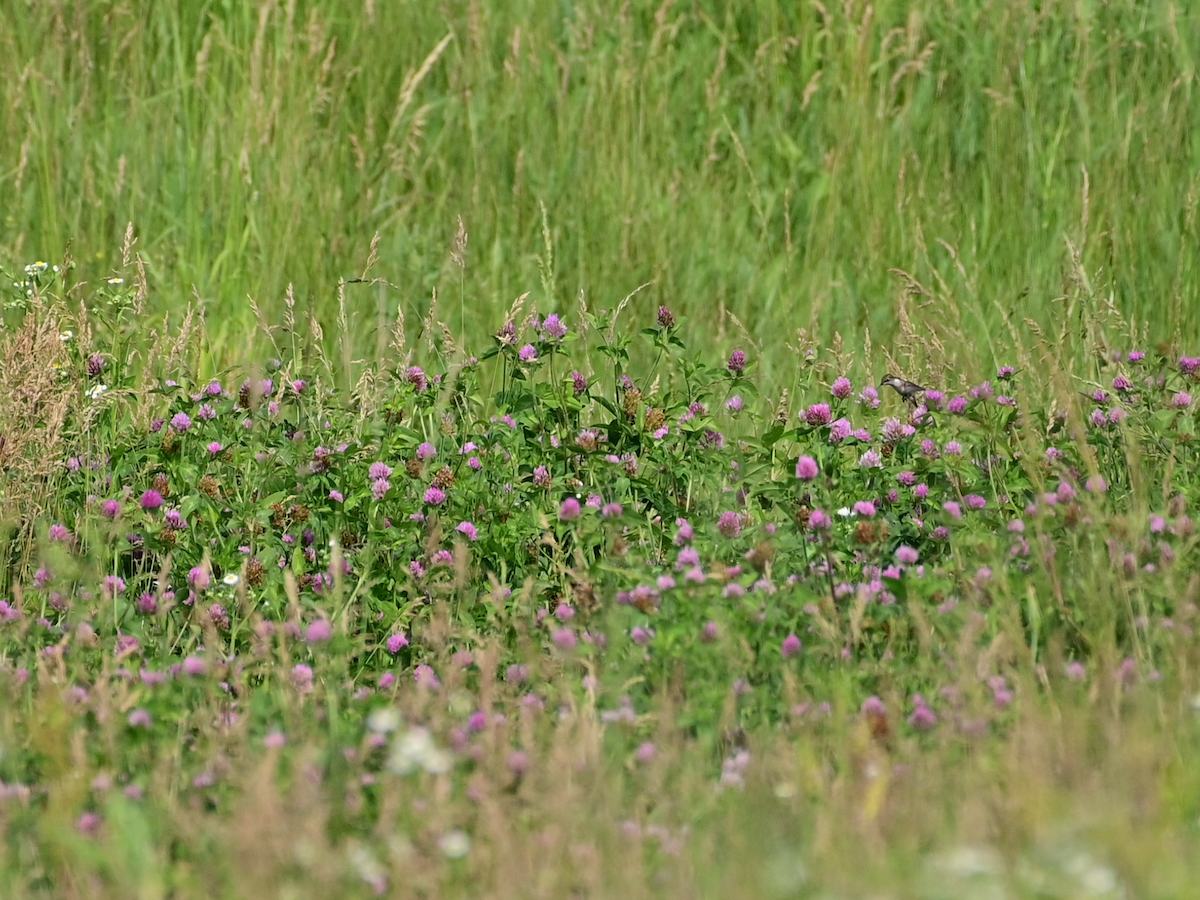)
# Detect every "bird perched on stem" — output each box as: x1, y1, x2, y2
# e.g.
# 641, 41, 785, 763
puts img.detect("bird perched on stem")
880, 374, 929, 406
